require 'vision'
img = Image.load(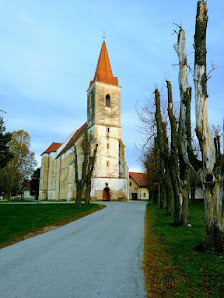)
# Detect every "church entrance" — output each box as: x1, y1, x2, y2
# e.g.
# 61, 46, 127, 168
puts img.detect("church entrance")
103, 187, 110, 201
132, 193, 138, 200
